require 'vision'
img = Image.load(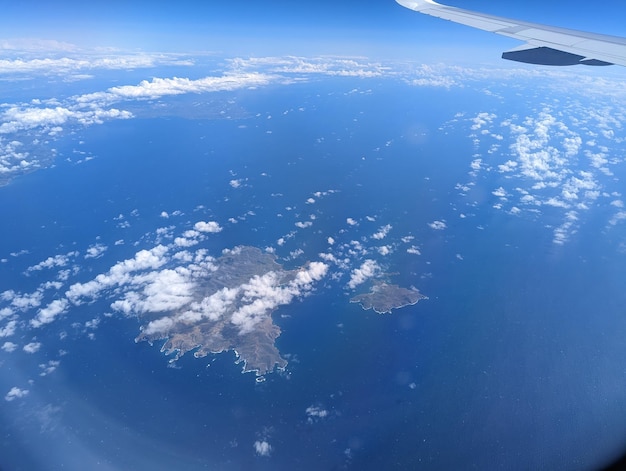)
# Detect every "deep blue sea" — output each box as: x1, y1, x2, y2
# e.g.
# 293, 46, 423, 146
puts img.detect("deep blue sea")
1, 77, 626, 470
